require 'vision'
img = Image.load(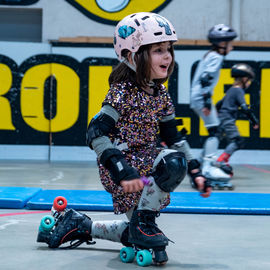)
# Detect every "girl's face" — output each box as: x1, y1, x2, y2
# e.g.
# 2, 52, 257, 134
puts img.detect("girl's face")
149, 42, 172, 80
243, 77, 252, 89
225, 41, 233, 54
235, 77, 252, 90
218, 41, 234, 55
